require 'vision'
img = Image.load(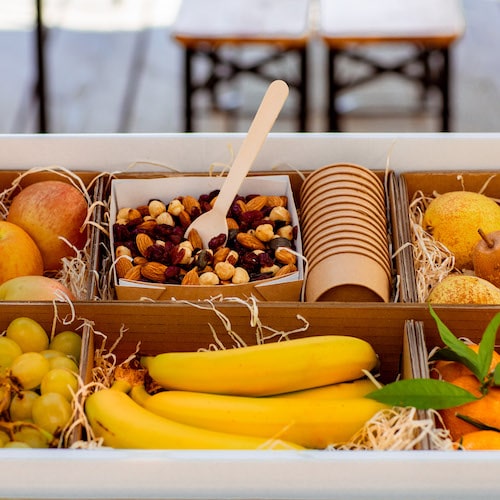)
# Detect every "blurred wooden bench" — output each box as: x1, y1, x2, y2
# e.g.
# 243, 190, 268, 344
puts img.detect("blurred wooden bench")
318, 0, 465, 131
172, 0, 311, 132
